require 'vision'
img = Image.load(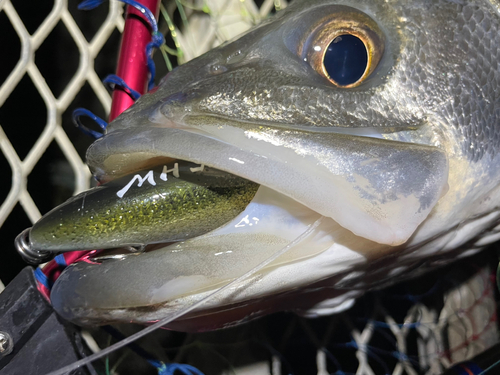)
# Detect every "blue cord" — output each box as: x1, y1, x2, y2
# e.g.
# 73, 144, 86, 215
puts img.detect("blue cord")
72, 108, 108, 139
54, 254, 68, 267
80, 0, 160, 33
335, 340, 391, 375
77, 0, 104, 10
103, 75, 141, 100
78, 0, 164, 89
157, 362, 205, 375
102, 326, 205, 375
378, 280, 442, 303
75, 0, 163, 137
146, 31, 165, 90
322, 348, 345, 375
34, 267, 53, 290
